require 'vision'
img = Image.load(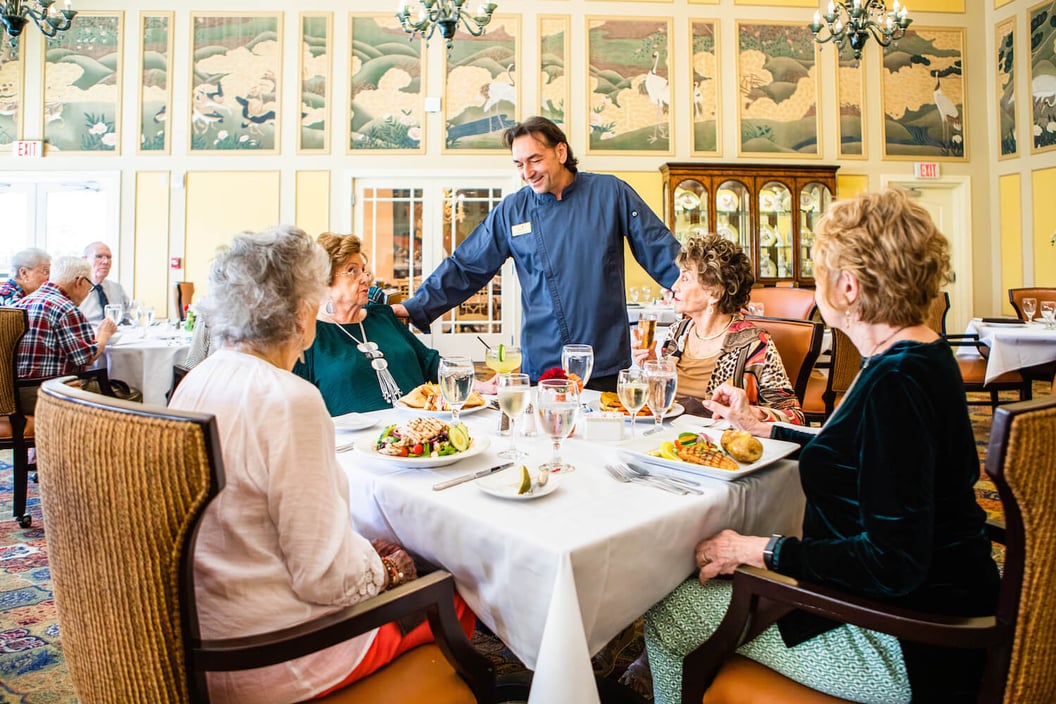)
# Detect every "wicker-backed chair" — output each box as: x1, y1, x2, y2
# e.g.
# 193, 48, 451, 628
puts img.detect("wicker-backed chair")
34, 378, 495, 704
0, 307, 33, 527
801, 328, 860, 425
681, 394, 1056, 704
745, 316, 823, 406
747, 287, 818, 321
